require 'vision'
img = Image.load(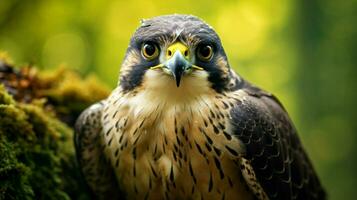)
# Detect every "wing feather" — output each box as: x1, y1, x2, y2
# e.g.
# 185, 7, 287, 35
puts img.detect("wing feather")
230, 80, 326, 200
75, 101, 122, 199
